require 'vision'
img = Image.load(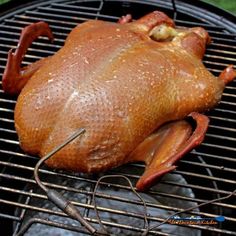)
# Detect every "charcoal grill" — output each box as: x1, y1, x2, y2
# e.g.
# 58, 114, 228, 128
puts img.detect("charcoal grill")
0, 0, 236, 235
